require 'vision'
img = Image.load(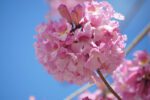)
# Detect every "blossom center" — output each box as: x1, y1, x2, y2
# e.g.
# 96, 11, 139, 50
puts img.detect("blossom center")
70, 23, 82, 32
